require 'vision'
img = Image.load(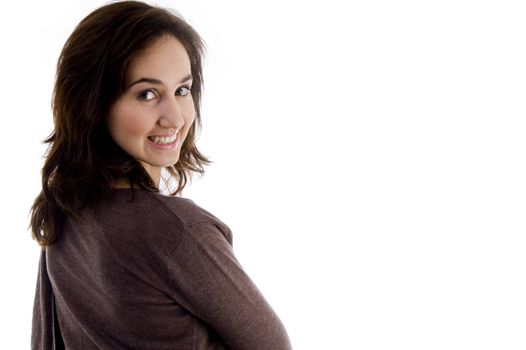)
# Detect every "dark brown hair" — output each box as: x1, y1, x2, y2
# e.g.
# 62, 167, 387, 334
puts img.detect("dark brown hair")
29, 0, 212, 246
